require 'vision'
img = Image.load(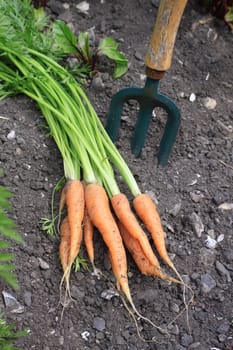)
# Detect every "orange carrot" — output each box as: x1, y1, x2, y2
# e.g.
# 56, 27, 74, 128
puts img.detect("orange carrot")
85, 183, 131, 301
59, 216, 70, 273
133, 193, 175, 271
111, 193, 159, 268
64, 179, 85, 268
118, 221, 180, 284
83, 208, 94, 266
